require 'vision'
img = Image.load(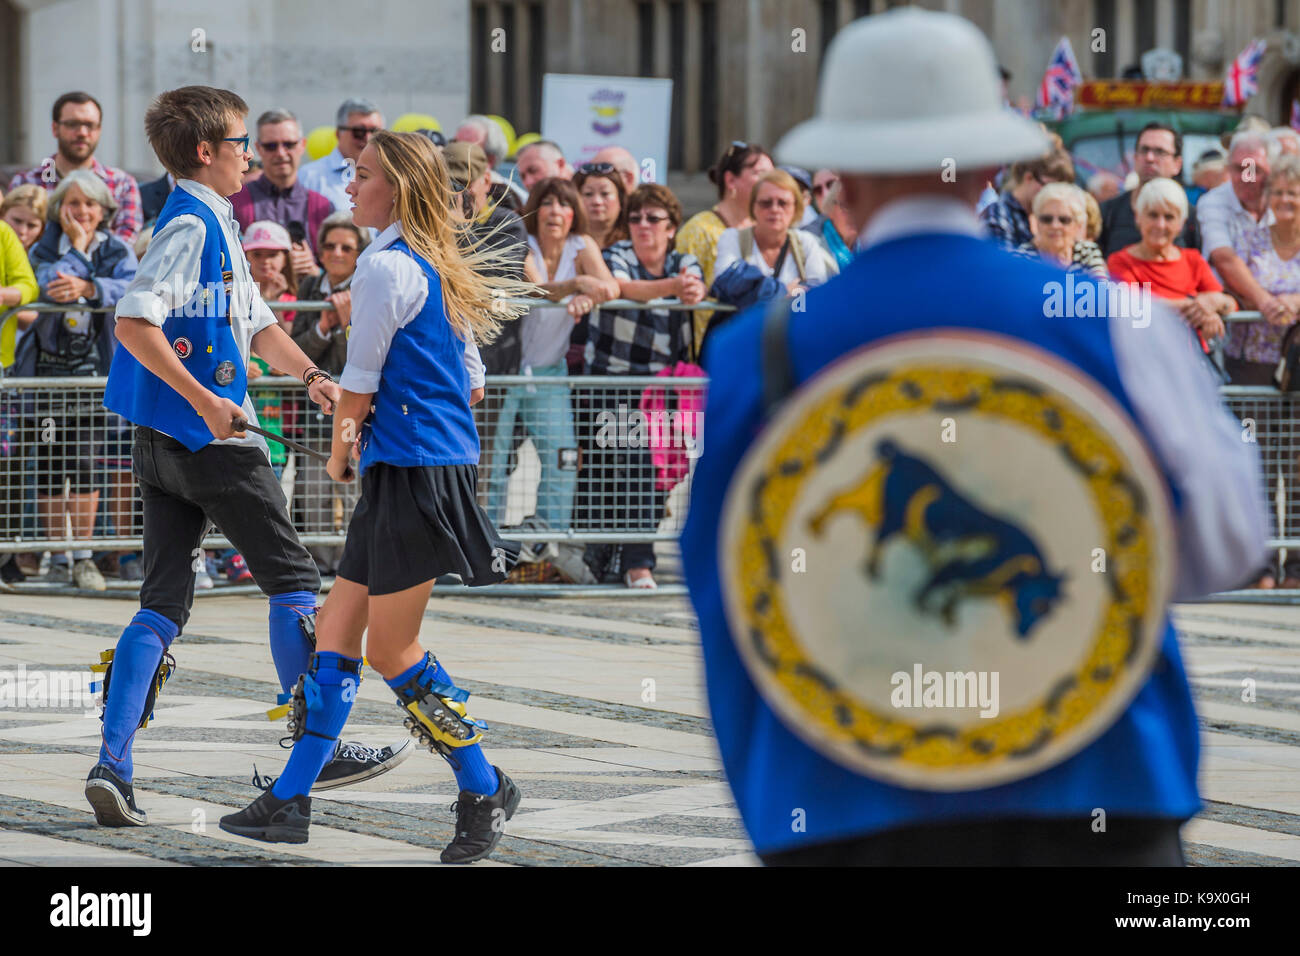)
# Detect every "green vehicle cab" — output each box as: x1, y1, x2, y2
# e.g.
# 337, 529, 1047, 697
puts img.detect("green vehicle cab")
1049, 83, 1241, 188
